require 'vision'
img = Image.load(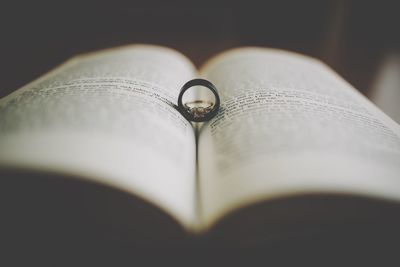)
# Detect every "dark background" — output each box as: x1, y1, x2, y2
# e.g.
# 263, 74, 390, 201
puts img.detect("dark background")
1, 0, 399, 98
1, 0, 400, 265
